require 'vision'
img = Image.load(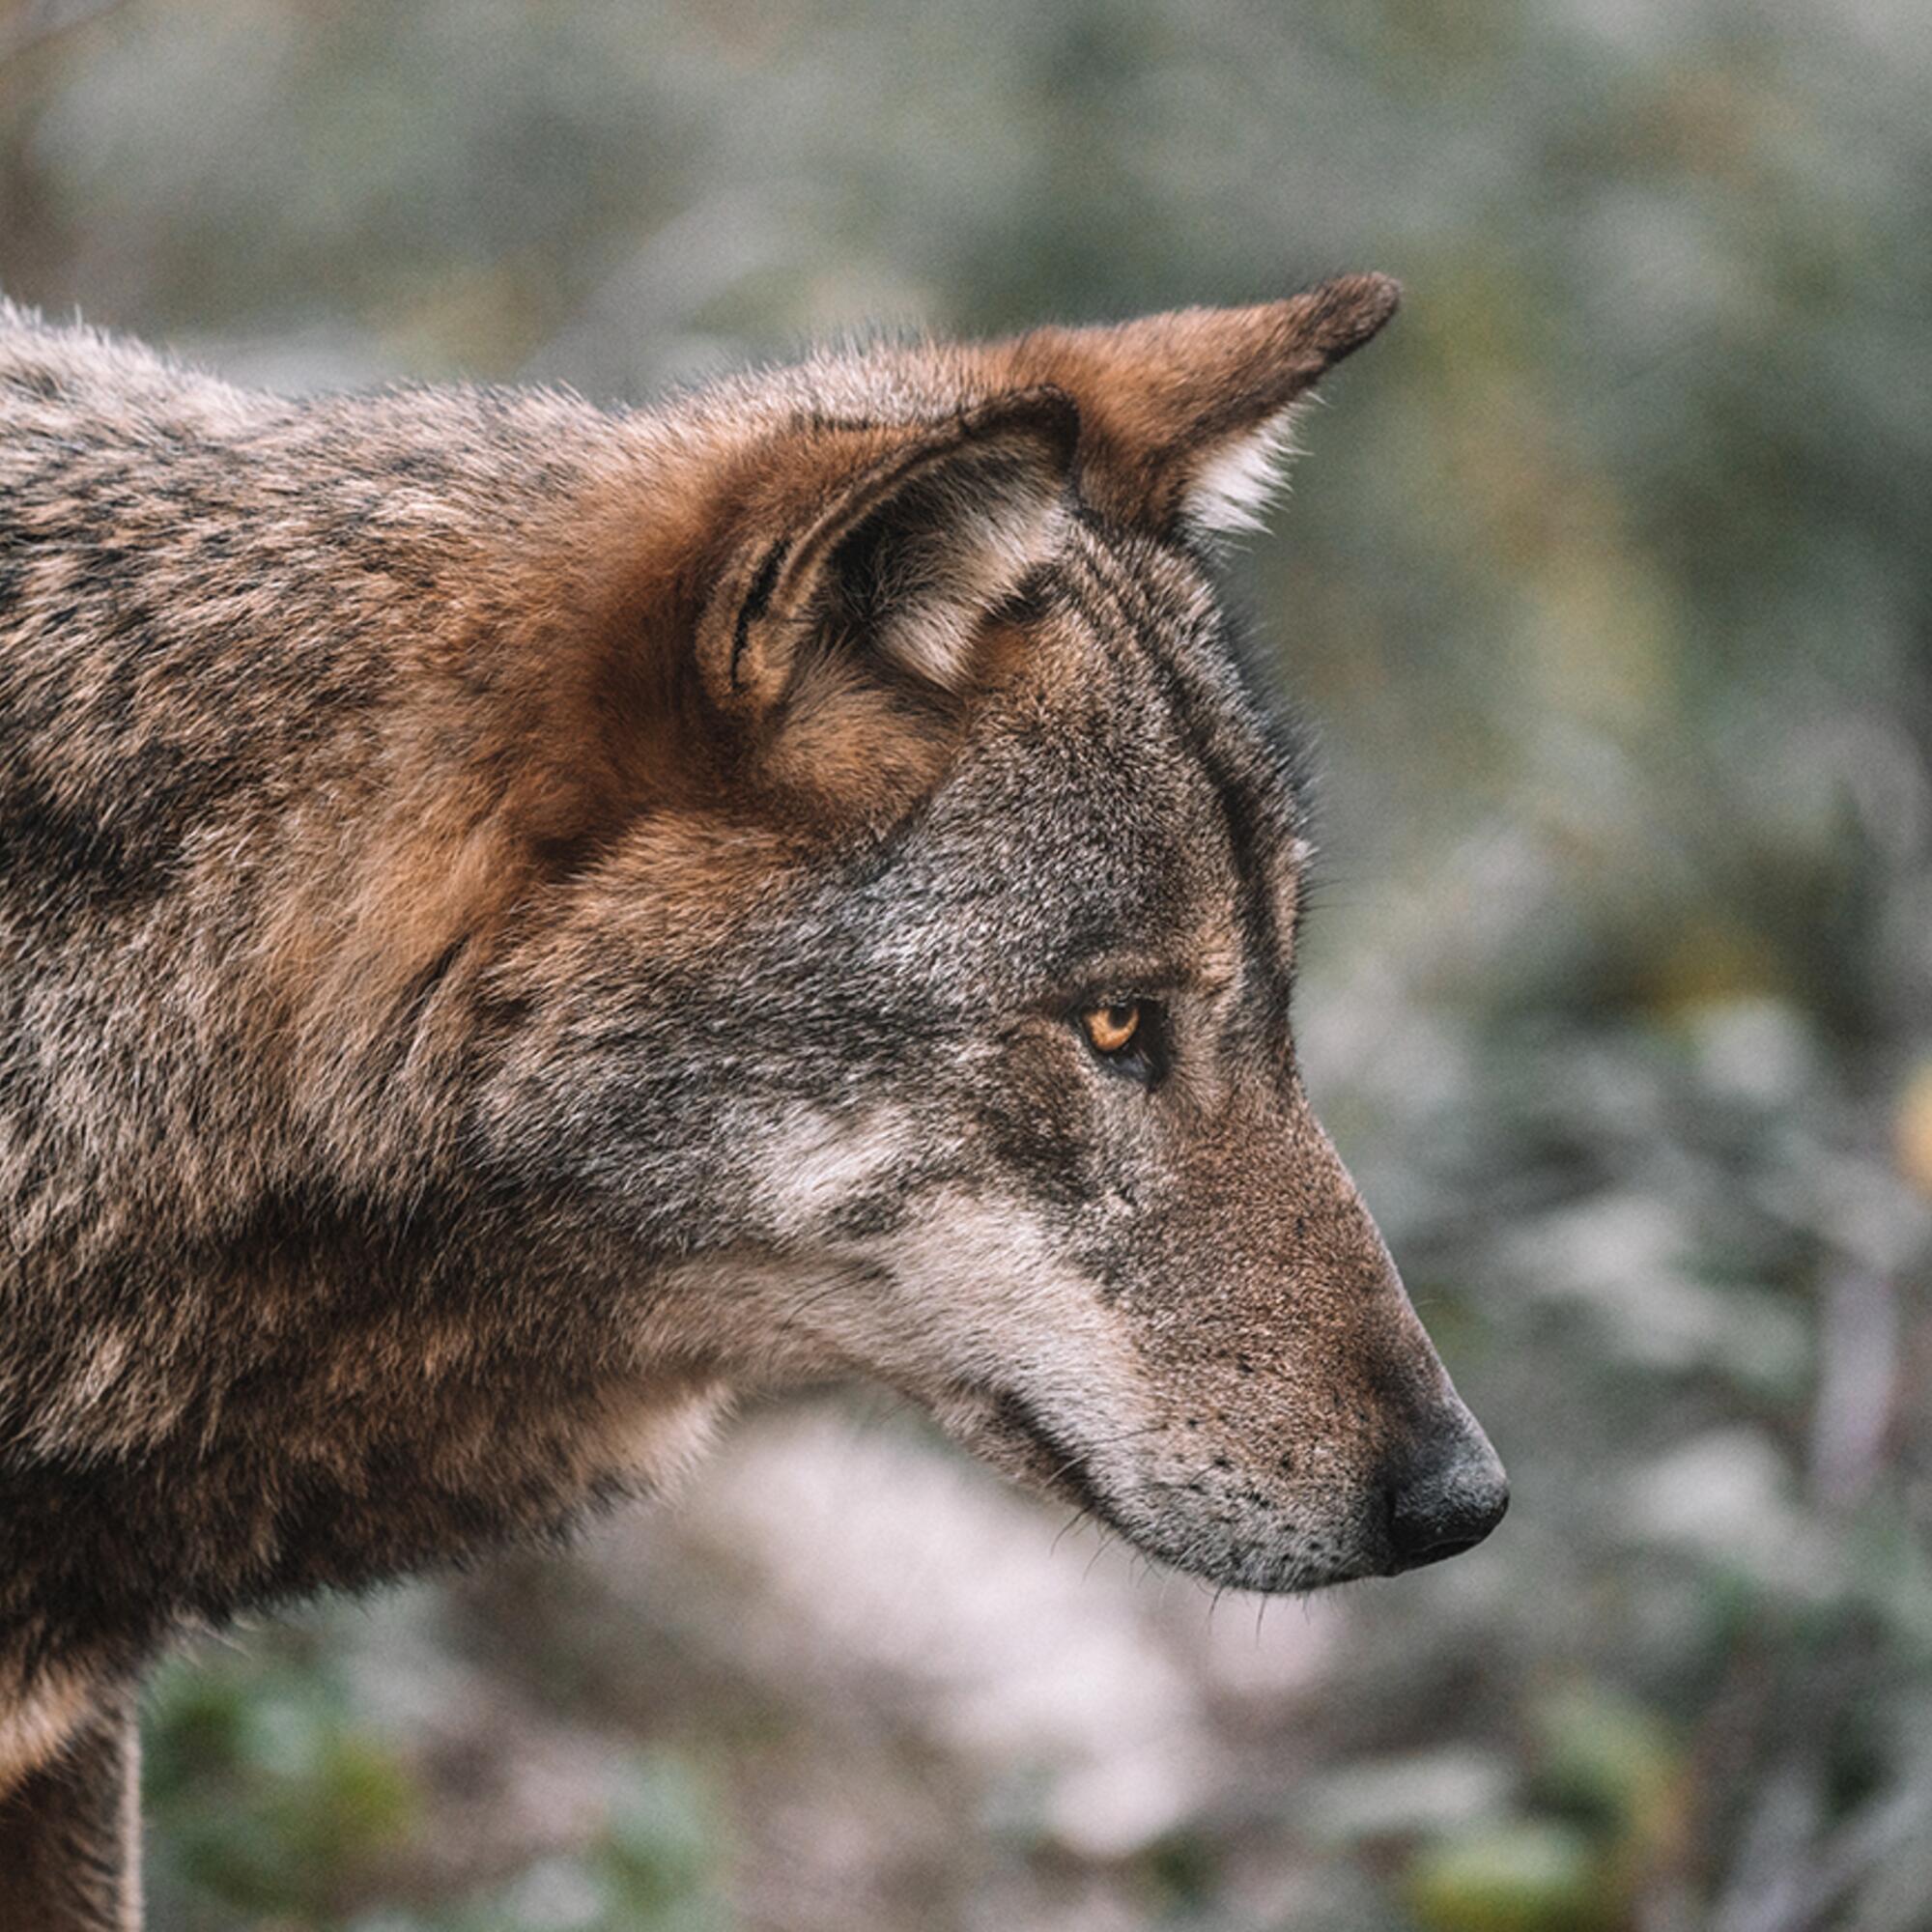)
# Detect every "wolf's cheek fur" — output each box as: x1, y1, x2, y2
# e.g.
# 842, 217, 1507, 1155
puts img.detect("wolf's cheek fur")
701, 1065, 1461, 1594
